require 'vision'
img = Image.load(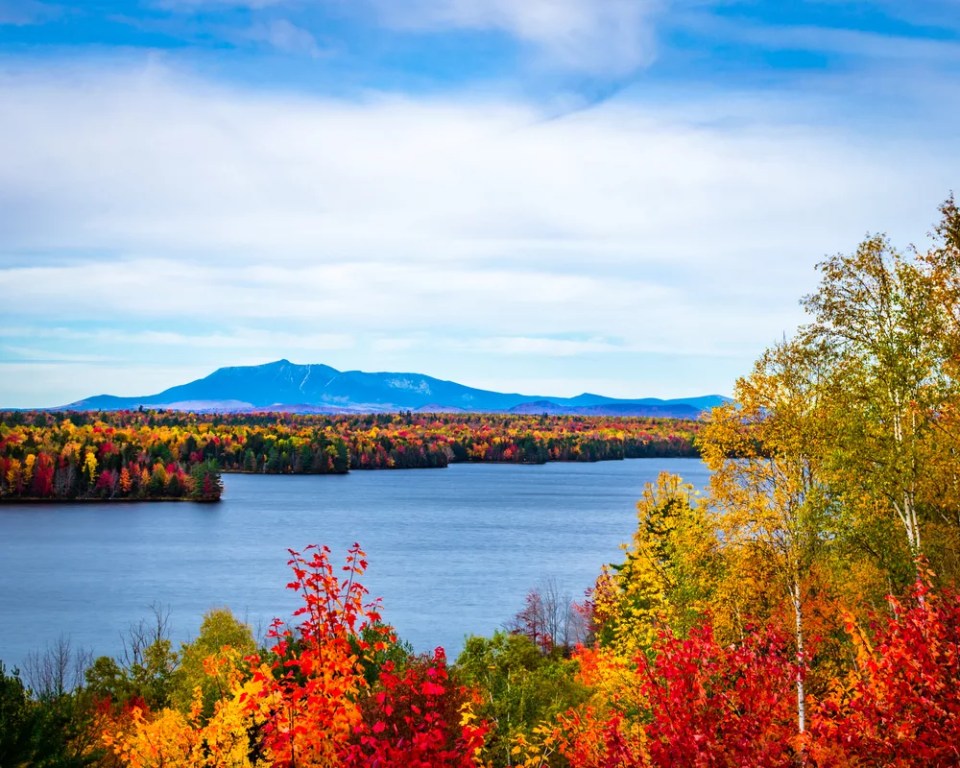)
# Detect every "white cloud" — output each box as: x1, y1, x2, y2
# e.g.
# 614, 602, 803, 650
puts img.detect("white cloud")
1, 62, 958, 404
2, 64, 950, 276
245, 19, 324, 57
468, 336, 623, 357
1, 326, 355, 352
0, 256, 797, 359
371, 0, 662, 75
